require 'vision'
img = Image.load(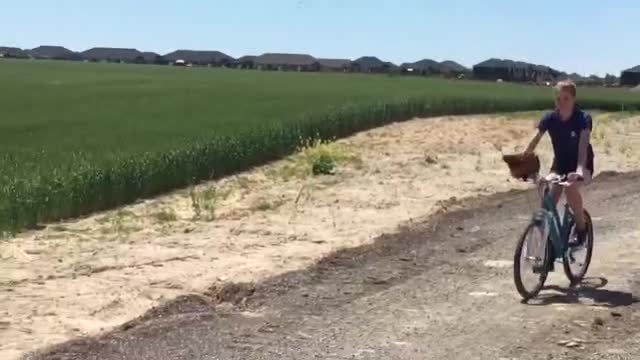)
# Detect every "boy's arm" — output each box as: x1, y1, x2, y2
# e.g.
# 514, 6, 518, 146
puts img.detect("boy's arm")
525, 130, 544, 154
527, 112, 549, 154
575, 112, 593, 176
576, 129, 591, 174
